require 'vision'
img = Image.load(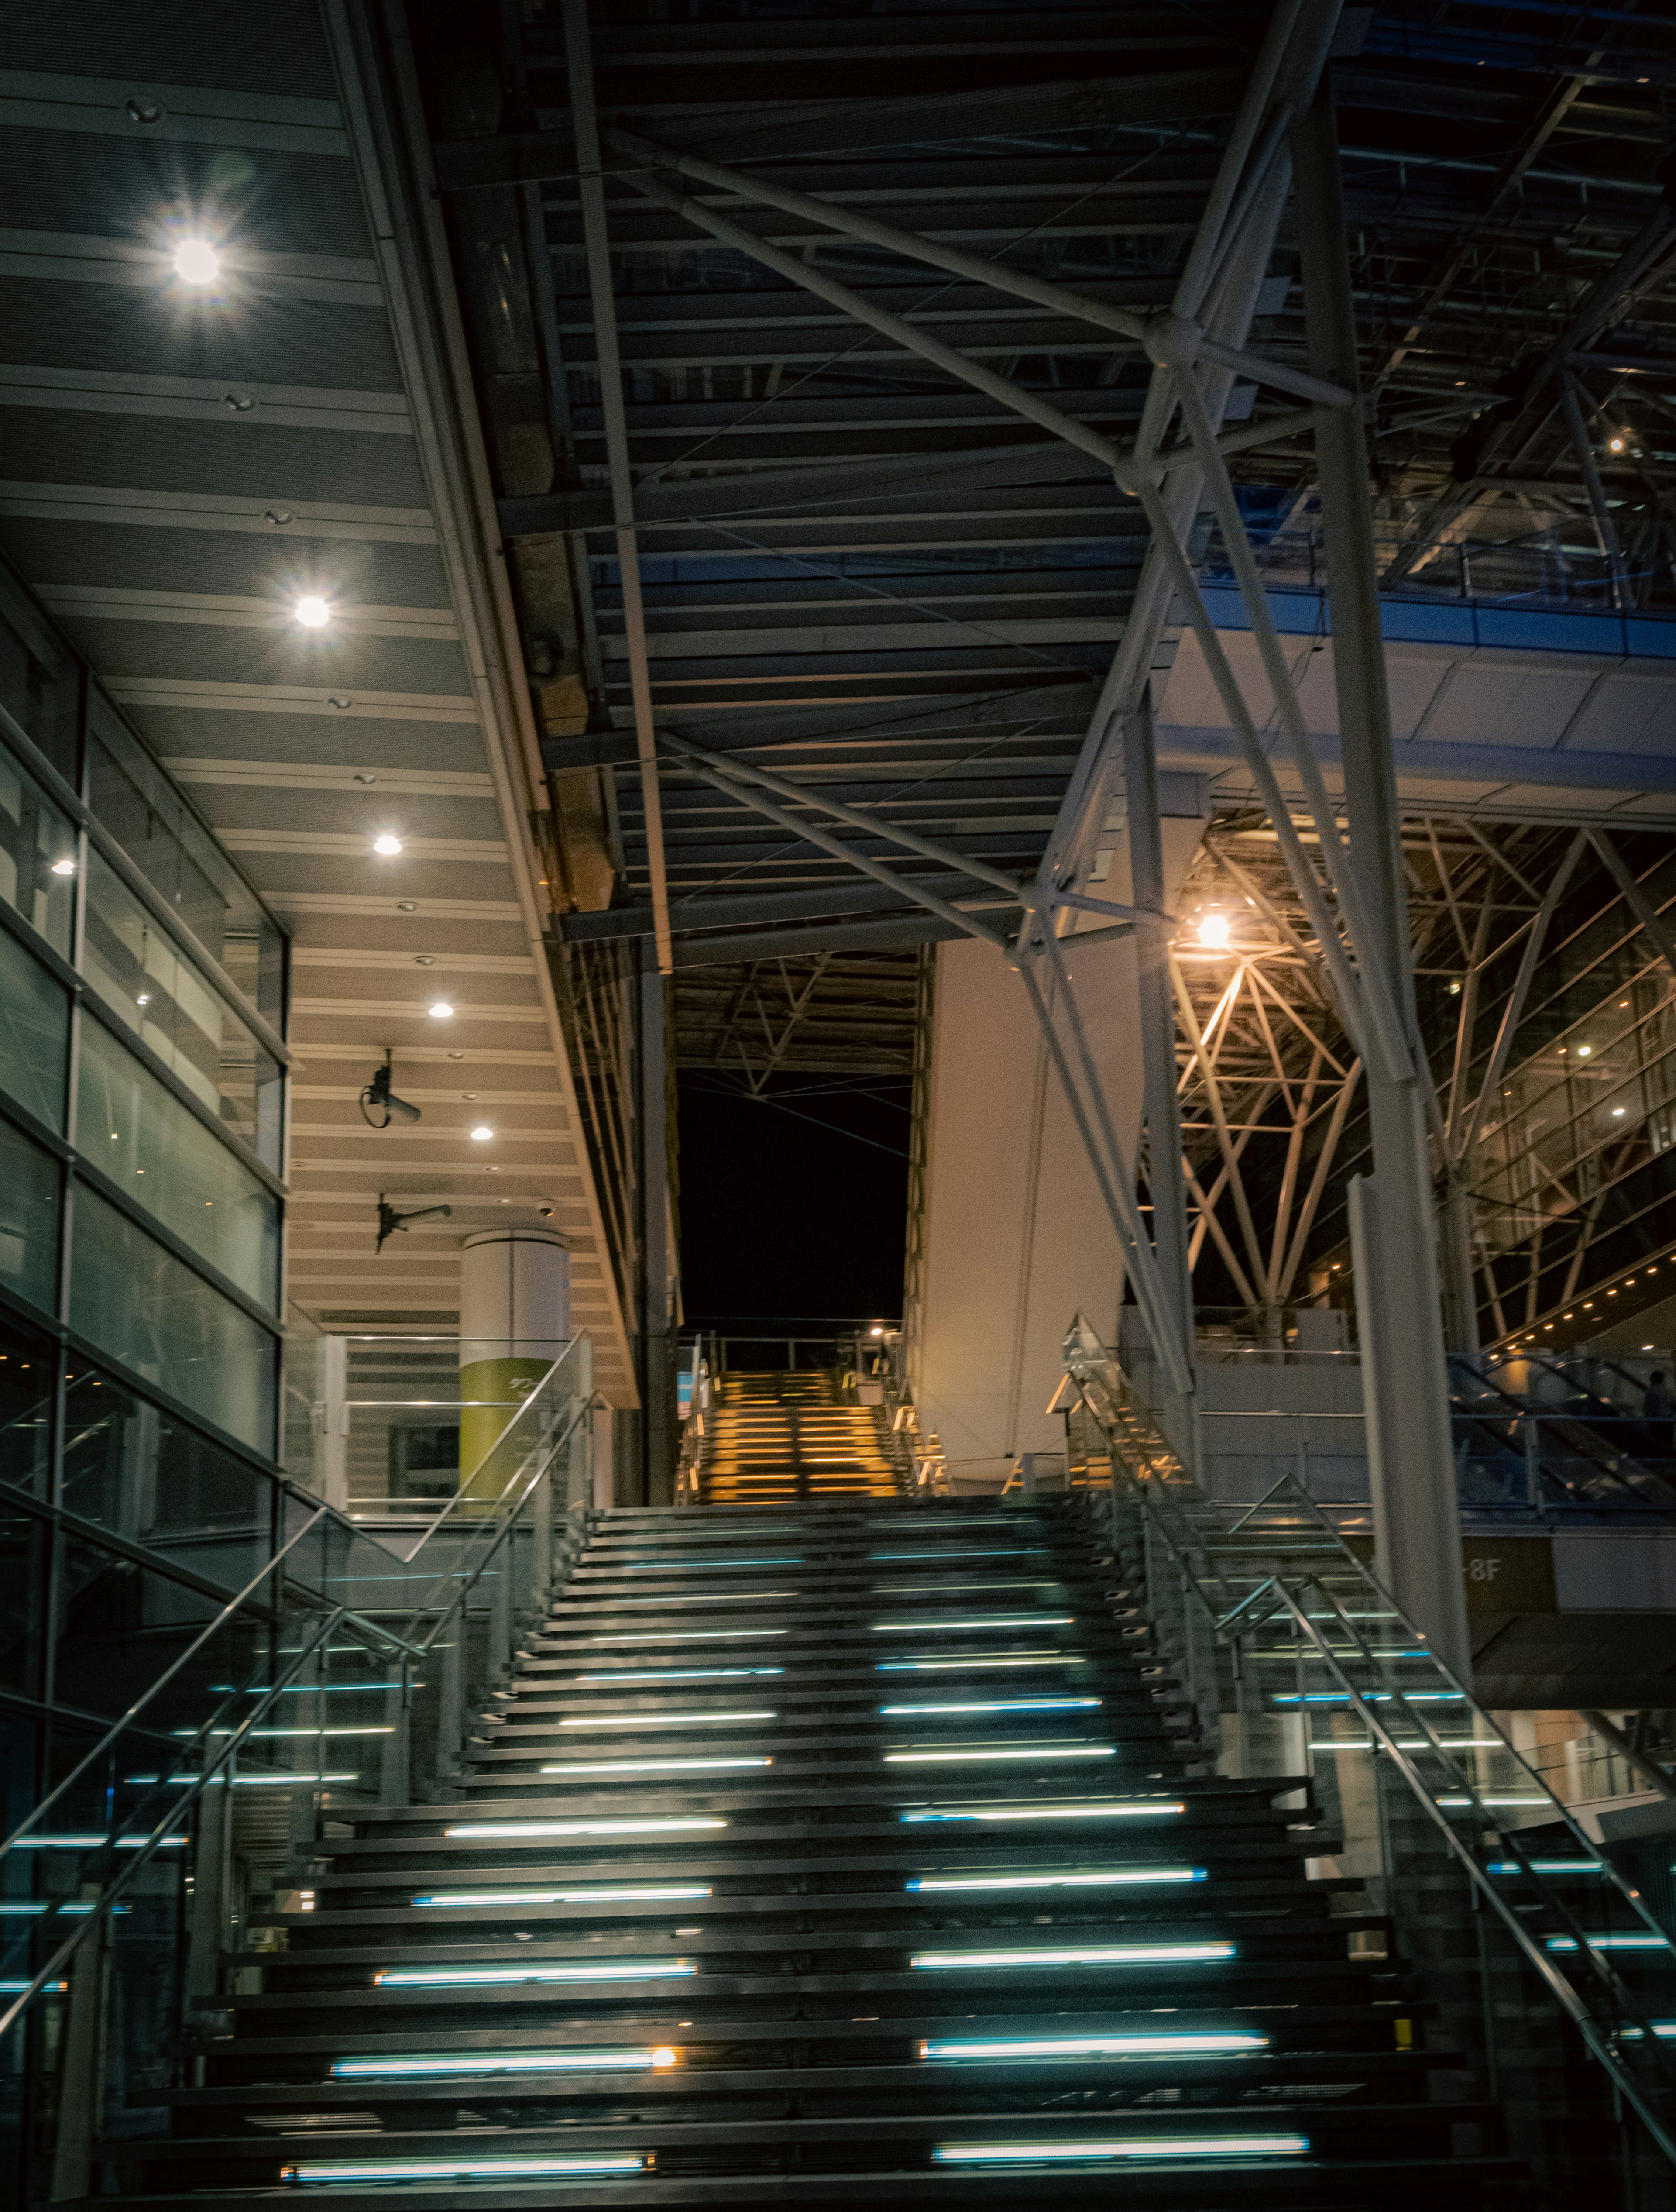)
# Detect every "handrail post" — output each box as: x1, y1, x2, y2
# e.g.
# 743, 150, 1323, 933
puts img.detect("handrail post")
48, 1907, 109, 2203
182, 1778, 230, 2008
381, 1659, 412, 1808
434, 1611, 465, 1797
490, 1512, 513, 1683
